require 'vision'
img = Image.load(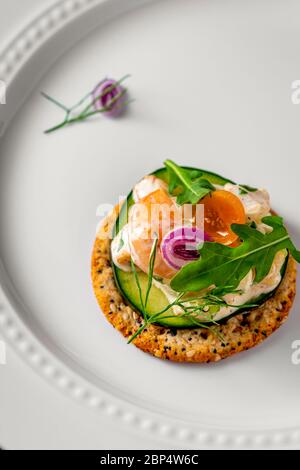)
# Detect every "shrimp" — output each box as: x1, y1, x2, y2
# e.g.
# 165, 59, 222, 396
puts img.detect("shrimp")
128, 188, 182, 279
133, 175, 168, 202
